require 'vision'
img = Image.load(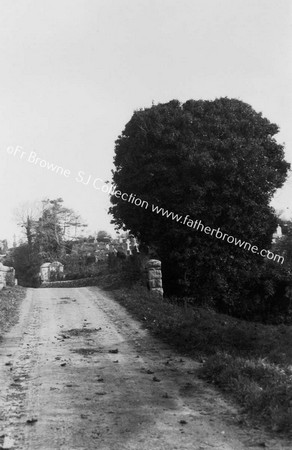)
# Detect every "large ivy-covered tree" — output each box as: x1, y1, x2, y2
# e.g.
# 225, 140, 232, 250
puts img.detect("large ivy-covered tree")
110, 98, 290, 306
